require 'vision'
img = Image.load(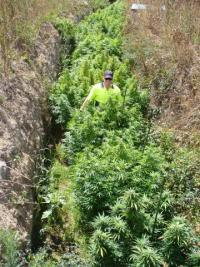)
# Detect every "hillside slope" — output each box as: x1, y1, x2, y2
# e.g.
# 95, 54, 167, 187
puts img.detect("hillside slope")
0, 22, 61, 241
125, 0, 200, 145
